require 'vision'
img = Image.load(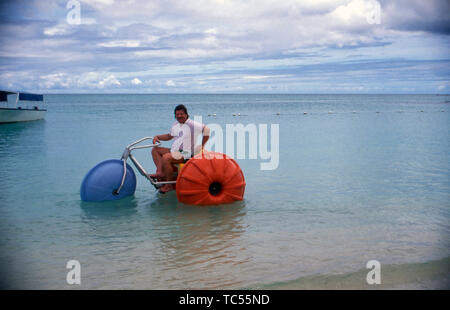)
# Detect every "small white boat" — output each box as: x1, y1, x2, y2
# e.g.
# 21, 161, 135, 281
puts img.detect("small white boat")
0, 91, 46, 123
